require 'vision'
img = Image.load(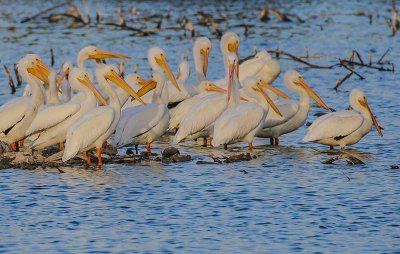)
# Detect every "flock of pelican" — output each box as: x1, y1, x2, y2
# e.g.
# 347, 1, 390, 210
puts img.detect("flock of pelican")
0, 32, 383, 166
